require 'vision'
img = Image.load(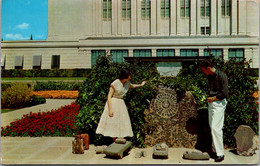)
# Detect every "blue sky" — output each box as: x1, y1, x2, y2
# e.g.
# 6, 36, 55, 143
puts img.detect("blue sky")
1, 0, 48, 40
